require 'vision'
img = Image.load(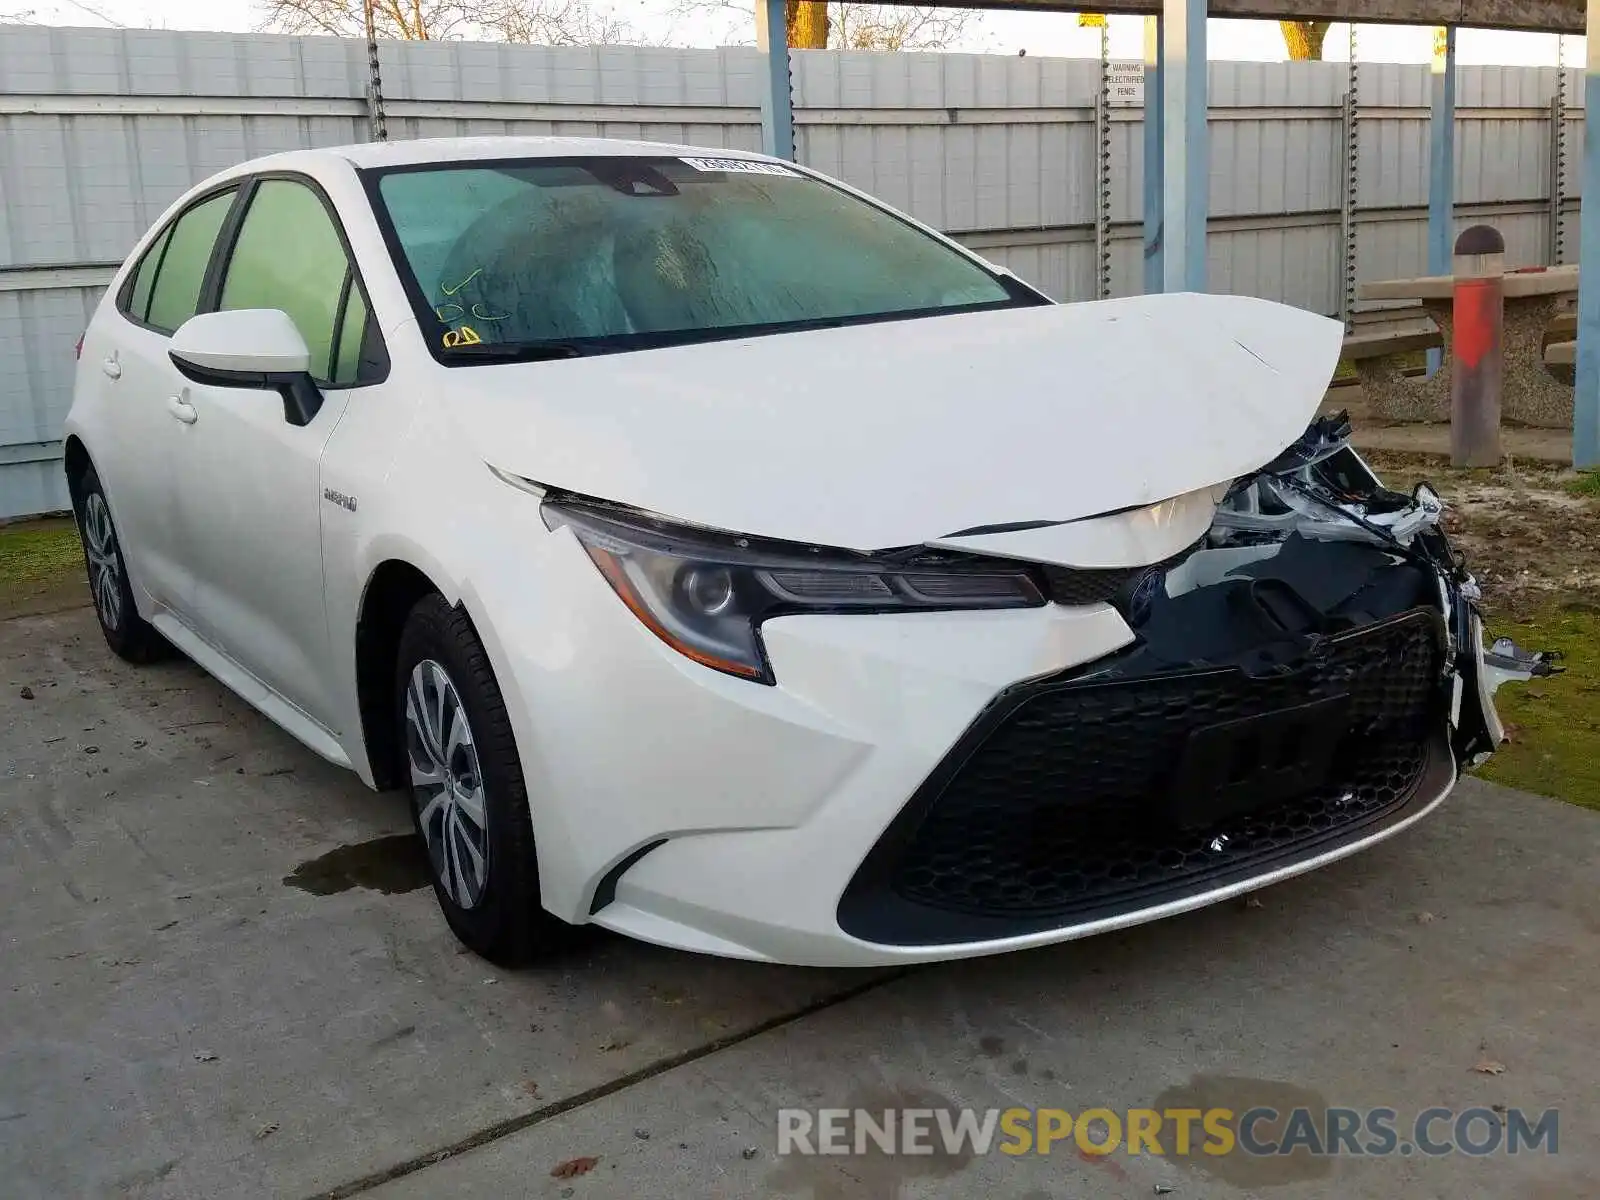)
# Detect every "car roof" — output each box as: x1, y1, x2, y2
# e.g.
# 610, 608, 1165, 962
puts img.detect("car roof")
233, 136, 774, 175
